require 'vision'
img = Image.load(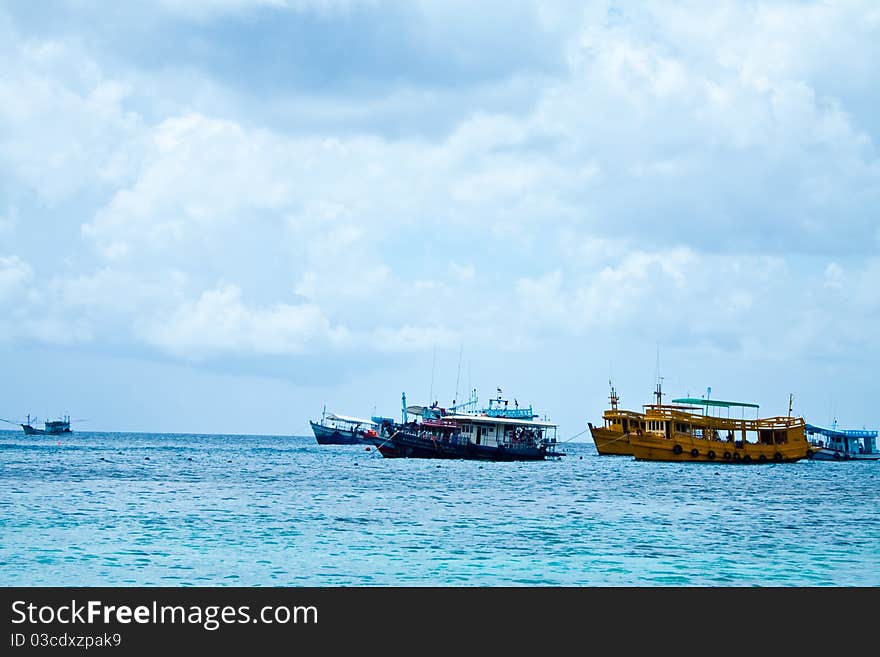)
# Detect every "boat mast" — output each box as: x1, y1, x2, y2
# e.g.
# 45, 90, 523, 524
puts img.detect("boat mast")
609, 380, 619, 410
453, 344, 463, 408
654, 344, 664, 407
429, 345, 437, 406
